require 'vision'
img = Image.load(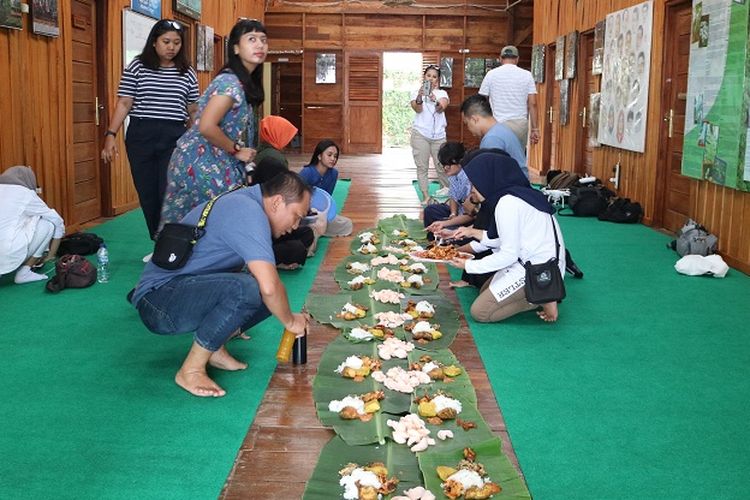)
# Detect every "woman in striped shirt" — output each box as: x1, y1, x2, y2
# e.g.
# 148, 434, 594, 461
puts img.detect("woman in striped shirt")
101, 19, 198, 241
159, 19, 266, 226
